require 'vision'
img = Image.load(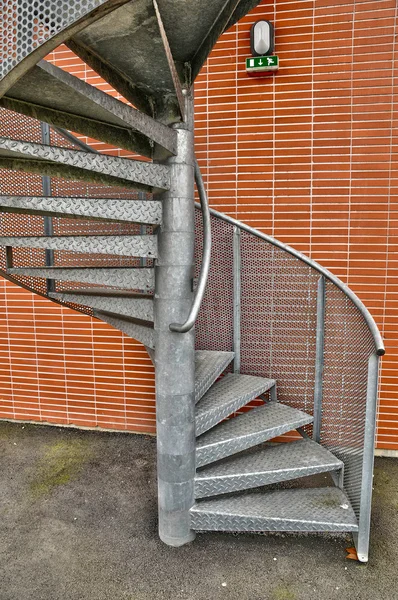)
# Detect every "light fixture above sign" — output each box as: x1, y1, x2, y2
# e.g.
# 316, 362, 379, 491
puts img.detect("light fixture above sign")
246, 20, 278, 76
250, 20, 274, 56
